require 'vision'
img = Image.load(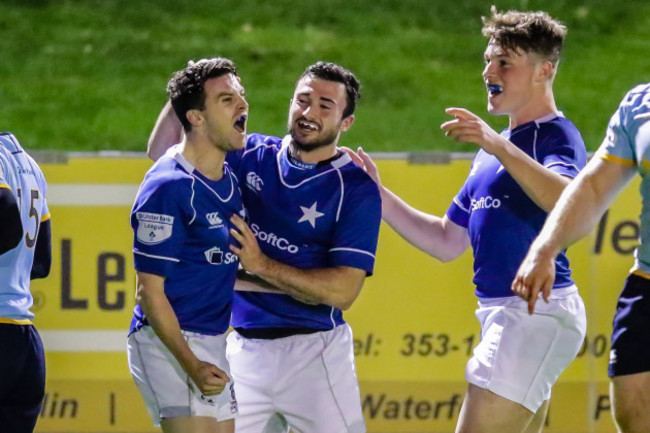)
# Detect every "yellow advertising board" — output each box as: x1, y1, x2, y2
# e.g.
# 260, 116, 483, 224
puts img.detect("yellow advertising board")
32, 153, 639, 432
